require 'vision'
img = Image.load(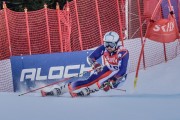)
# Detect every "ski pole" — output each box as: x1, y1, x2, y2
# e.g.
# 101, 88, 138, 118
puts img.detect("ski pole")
99, 86, 126, 92
18, 69, 93, 96
113, 88, 126, 92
